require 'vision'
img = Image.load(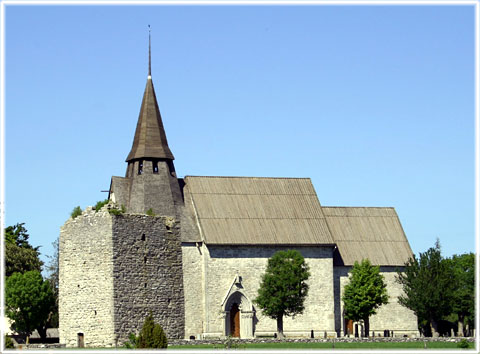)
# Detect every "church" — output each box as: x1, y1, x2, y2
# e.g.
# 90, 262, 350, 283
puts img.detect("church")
58, 40, 419, 347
